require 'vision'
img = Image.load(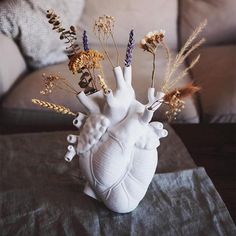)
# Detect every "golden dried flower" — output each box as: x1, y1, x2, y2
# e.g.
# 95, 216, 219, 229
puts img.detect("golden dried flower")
68, 52, 89, 74
140, 30, 165, 53
68, 50, 104, 74
88, 50, 105, 69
